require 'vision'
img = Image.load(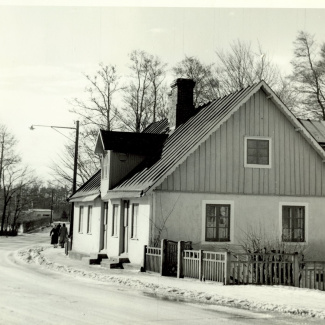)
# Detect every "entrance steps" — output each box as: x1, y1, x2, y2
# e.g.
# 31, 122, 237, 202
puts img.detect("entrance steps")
81, 253, 108, 265
100, 256, 130, 269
